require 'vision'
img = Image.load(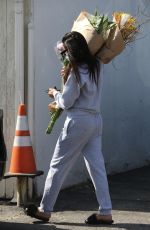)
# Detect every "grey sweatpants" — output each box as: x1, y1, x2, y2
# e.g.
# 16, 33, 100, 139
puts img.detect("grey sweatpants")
40, 110, 112, 215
